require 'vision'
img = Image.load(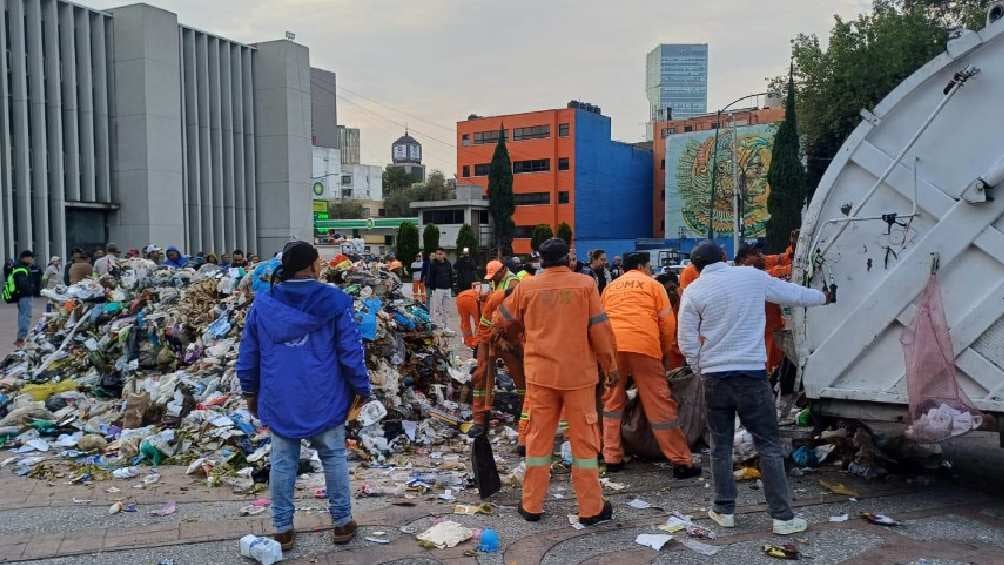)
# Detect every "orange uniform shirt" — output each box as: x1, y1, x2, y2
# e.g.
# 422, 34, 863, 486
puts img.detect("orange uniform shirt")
455, 289, 481, 347
497, 266, 617, 390
601, 270, 679, 364
679, 263, 699, 292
